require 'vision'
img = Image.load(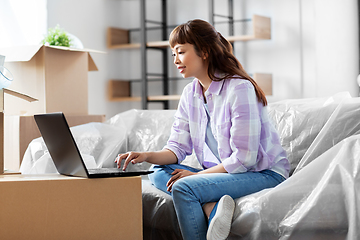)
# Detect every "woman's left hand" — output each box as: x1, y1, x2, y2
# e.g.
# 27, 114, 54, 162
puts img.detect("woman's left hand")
166, 169, 197, 192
